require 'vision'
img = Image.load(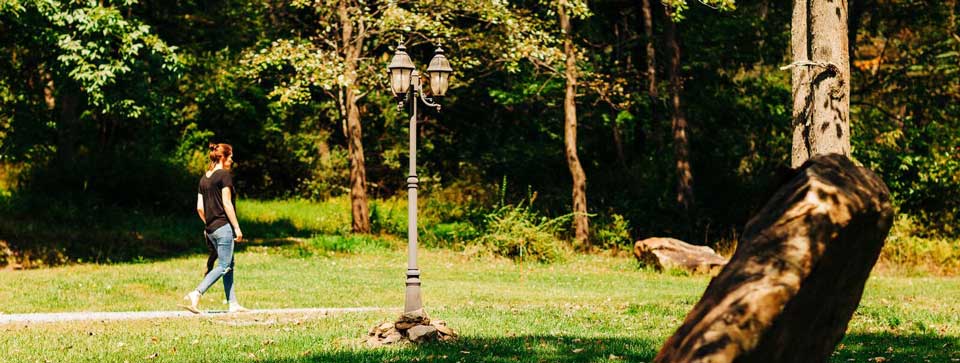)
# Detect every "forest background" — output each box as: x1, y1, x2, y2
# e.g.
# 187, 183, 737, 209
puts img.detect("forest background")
0, 0, 957, 271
